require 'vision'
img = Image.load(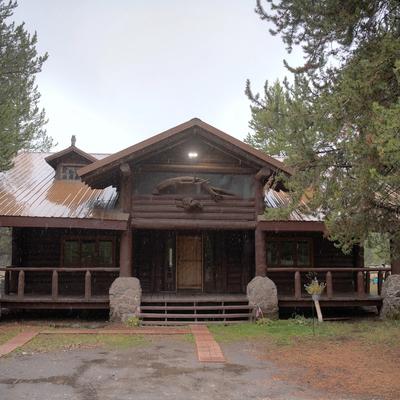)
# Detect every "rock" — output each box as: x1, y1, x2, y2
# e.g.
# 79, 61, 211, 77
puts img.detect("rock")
380, 274, 400, 320
109, 277, 142, 322
247, 276, 279, 320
